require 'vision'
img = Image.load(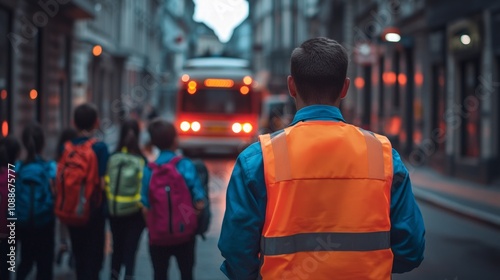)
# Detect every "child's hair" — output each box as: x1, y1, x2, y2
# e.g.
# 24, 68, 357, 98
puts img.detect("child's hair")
147, 118, 177, 150
0, 136, 21, 166
56, 127, 78, 161
74, 103, 98, 131
21, 122, 45, 162
116, 119, 144, 157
